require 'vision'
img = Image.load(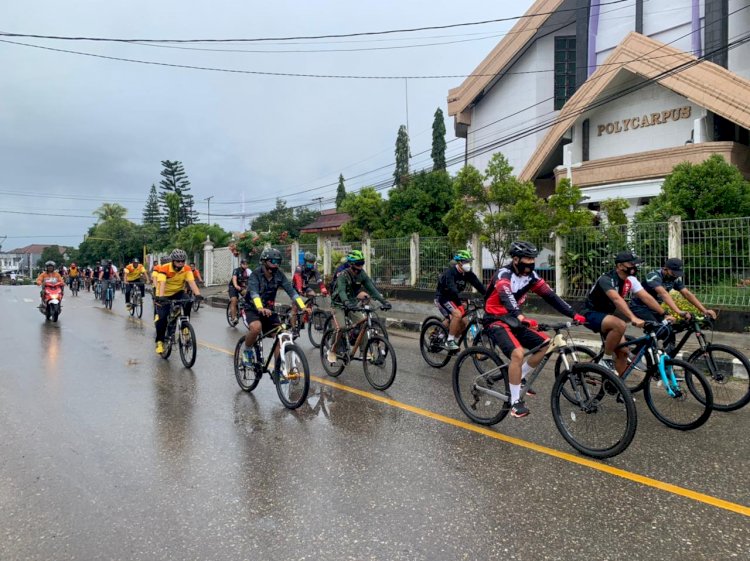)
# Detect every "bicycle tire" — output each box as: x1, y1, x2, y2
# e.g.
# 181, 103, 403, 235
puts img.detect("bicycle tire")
178, 321, 197, 368
193, 297, 201, 312
233, 337, 261, 391
308, 309, 328, 348
452, 346, 510, 426
419, 318, 451, 368
275, 343, 310, 409
551, 363, 637, 459
161, 335, 173, 360
363, 336, 397, 391
643, 358, 713, 430
135, 294, 143, 318
129, 295, 136, 316
226, 301, 239, 327
320, 328, 345, 377
687, 344, 750, 412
